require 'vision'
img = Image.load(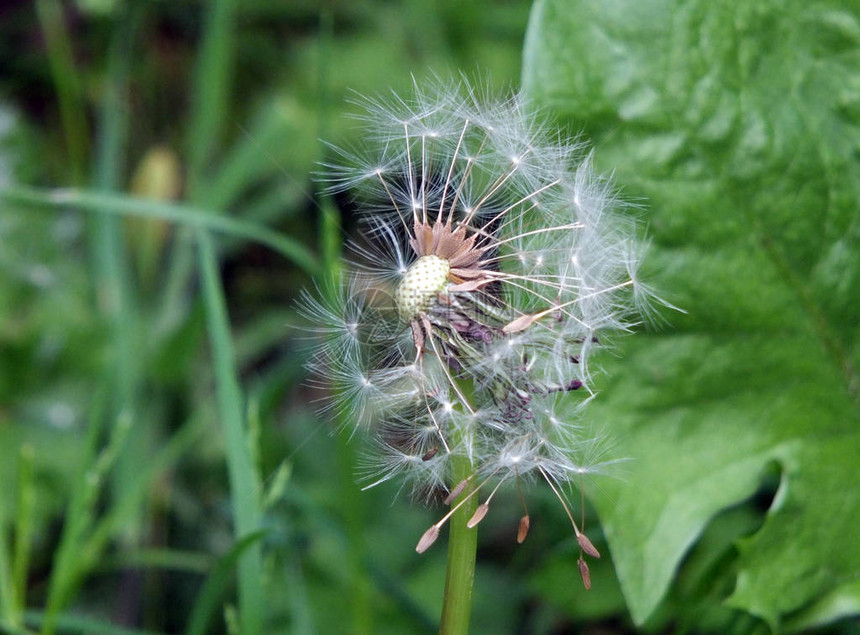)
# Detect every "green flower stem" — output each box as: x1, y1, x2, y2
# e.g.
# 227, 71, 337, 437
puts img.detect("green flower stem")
439, 442, 479, 634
